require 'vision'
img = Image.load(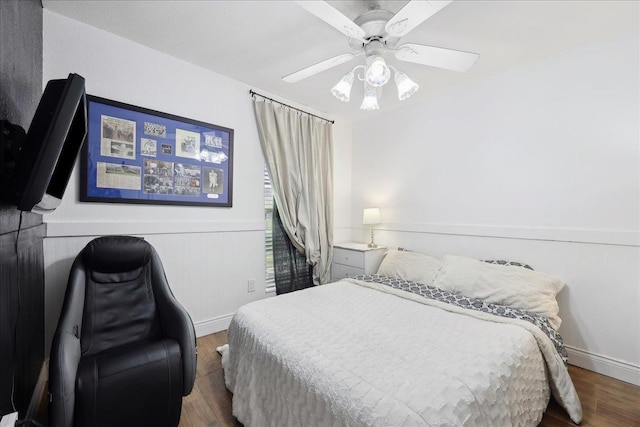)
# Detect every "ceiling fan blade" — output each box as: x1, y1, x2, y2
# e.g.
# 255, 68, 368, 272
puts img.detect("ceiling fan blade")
282, 53, 357, 83
395, 43, 479, 72
385, 0, 453, 38
296, 1, 365, 41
